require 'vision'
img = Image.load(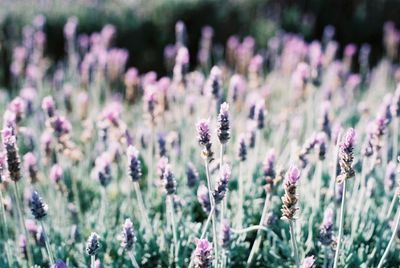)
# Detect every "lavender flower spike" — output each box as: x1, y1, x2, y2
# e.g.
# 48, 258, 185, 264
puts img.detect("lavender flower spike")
29, 191, 48, 220
319, 207, 334, 246
86, 232, 100, 256
281, 165, 301, 220
301, 256, 316, 268
337, 128, 356, 184
192, 238, 213, 268
196, 119, 214, 162
52, 260, 68, 268
127, 145, 142, 182
217, 102, 230, 144
213, 164, 231, 203
120, 218, 136, 251
163, 164, 176, 195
